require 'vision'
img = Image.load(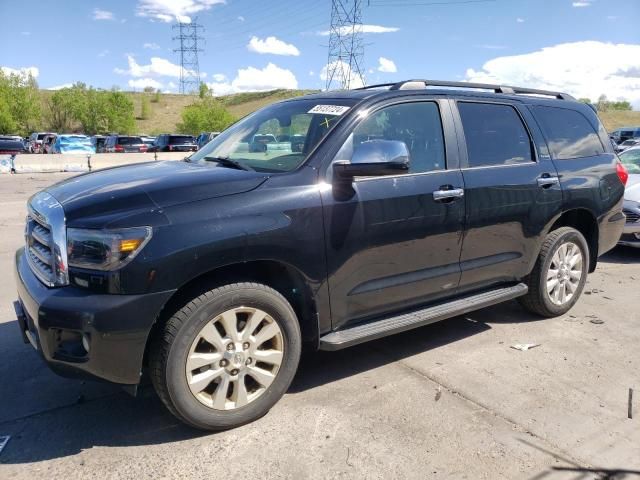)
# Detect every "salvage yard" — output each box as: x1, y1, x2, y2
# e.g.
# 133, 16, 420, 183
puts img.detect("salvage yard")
0, 173, 638, 479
